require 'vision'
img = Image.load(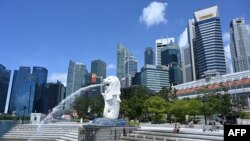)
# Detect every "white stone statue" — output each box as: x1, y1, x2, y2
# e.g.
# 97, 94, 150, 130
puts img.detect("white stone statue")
102, 76, 121, 119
